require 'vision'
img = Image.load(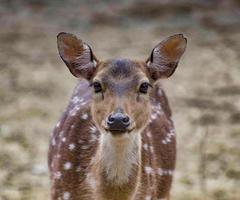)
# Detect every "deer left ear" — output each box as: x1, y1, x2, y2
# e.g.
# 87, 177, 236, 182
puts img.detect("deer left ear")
57, 32, 98, 80
146, 34, 187, 80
